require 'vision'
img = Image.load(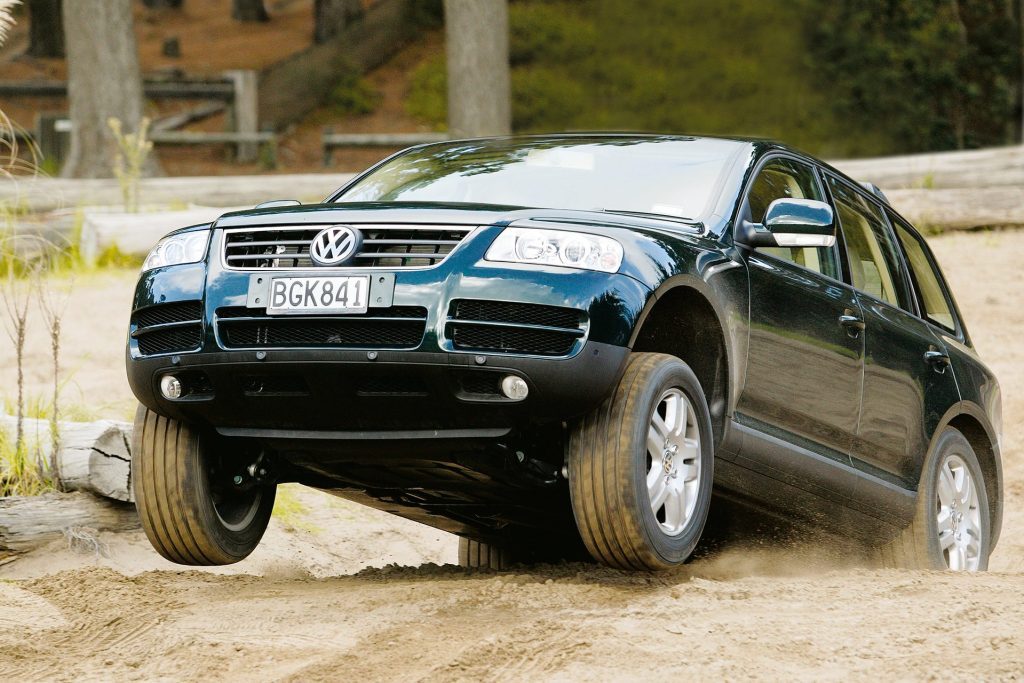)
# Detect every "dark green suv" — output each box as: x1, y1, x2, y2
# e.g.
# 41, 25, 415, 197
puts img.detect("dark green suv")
127, 135, 1001, 571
